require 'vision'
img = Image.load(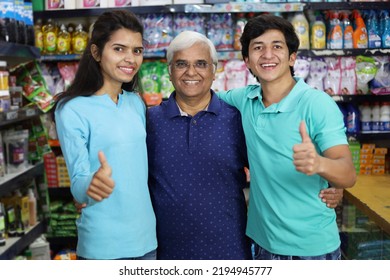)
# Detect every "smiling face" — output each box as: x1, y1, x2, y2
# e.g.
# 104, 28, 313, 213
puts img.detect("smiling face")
244, 29, 296, 86
169, 42, 216, 102
92, 28, 144, 94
